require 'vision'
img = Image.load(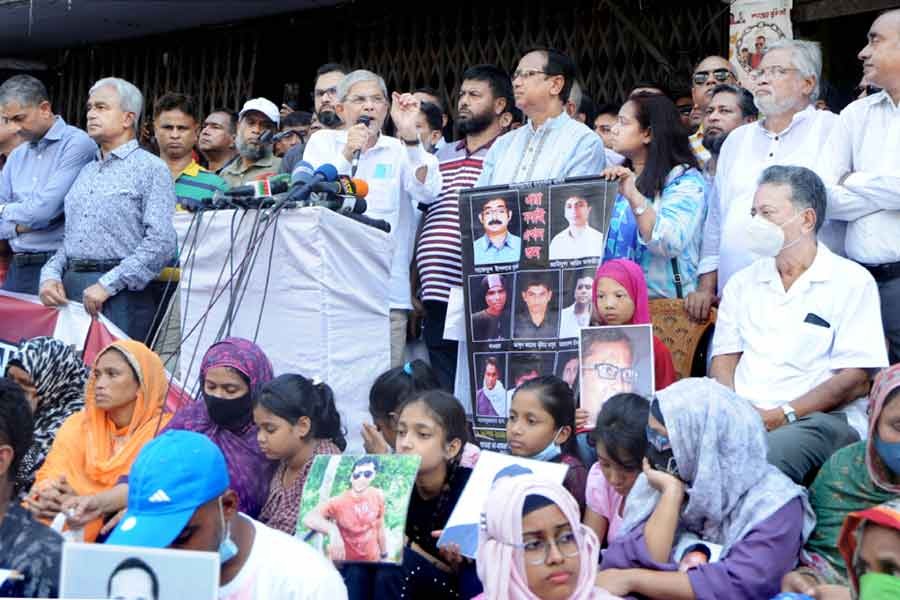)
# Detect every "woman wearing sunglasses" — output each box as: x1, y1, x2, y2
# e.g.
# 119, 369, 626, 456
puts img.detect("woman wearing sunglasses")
596, 378, 815, 600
